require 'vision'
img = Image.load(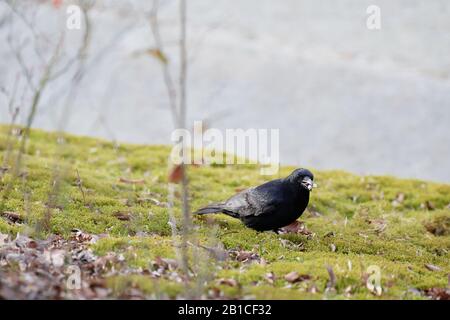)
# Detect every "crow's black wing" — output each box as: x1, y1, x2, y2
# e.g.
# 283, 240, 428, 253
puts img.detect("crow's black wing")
222, 179, 285, 218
